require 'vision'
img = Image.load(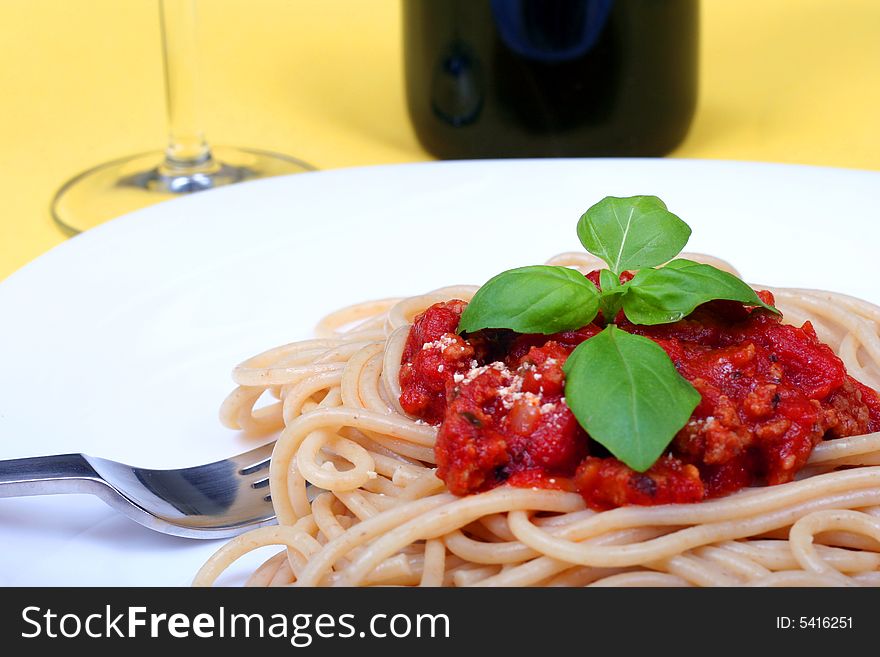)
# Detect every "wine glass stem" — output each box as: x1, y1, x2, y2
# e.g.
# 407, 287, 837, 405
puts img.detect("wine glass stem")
159, 0, 214, 173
